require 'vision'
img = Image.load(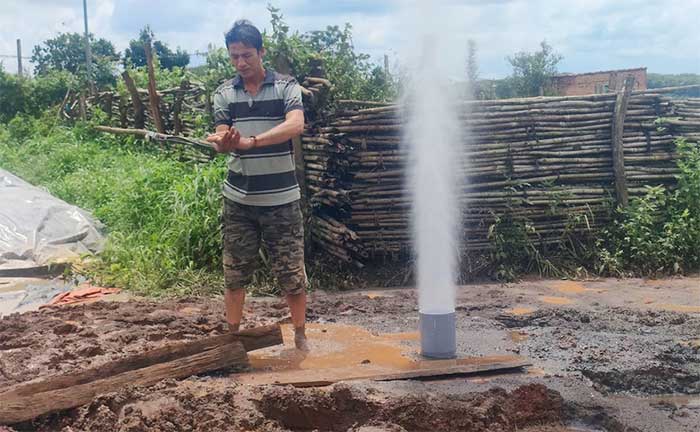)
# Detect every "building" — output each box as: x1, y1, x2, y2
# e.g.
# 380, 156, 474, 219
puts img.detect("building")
550, 67, 647, 96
